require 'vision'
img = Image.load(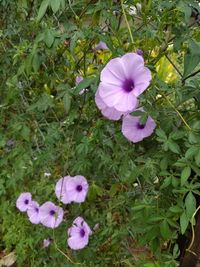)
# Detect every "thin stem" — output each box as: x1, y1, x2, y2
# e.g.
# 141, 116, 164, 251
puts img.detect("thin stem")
120, 0, 134, 44
187, 205, 200, 251
160, 93, 192, 131
182, 68, 200, 83
68, 0, 79, 20
165, 54, 183, 78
